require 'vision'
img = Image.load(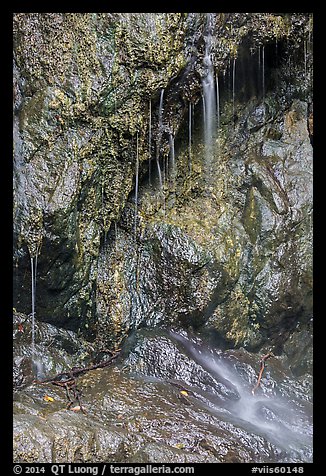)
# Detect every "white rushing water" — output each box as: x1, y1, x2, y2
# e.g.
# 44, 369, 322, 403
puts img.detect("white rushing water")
202, 13, 217, 189
171, 332, 312, 461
